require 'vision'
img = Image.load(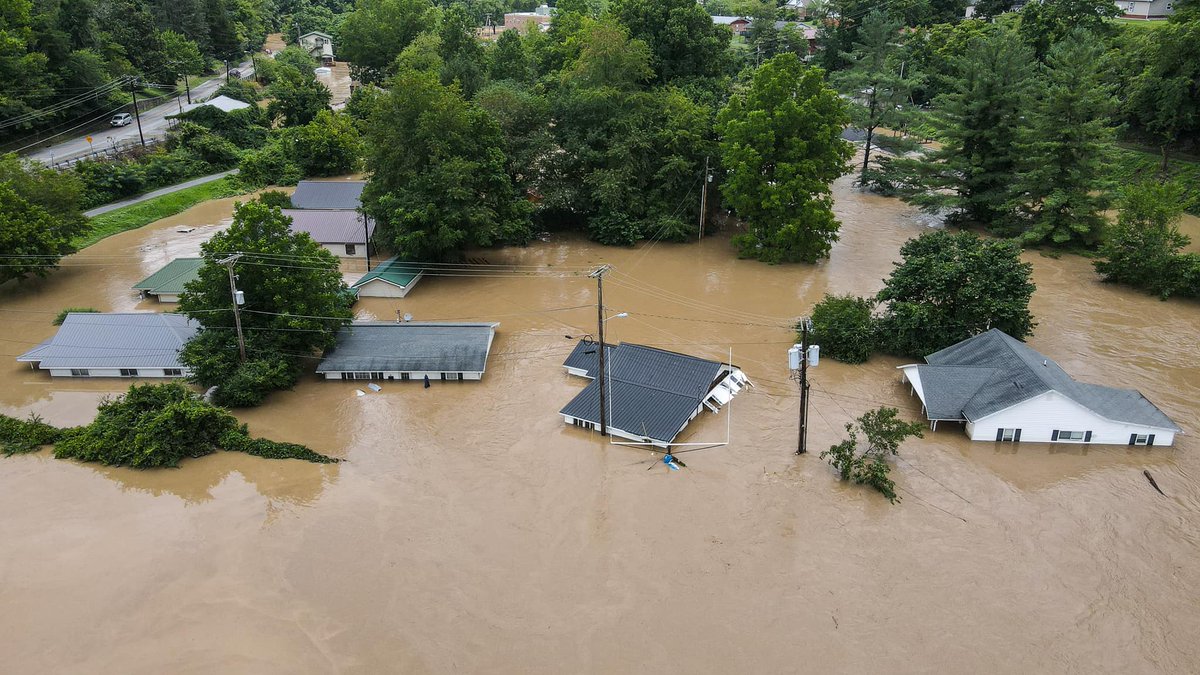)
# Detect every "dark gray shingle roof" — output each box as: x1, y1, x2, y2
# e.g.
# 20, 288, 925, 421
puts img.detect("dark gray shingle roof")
316, 322, 498, 374
919, 329, 1179, 430
559, 342, 724, 444
16, 312, 197, 369
289, 181, 366, 210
